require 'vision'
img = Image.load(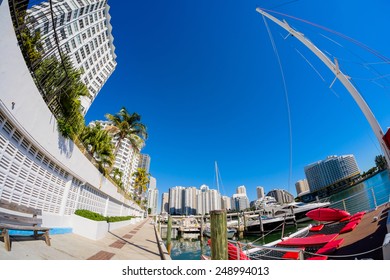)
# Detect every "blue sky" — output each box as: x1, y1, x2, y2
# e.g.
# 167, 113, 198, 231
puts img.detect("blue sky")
85, 0, 390, 203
